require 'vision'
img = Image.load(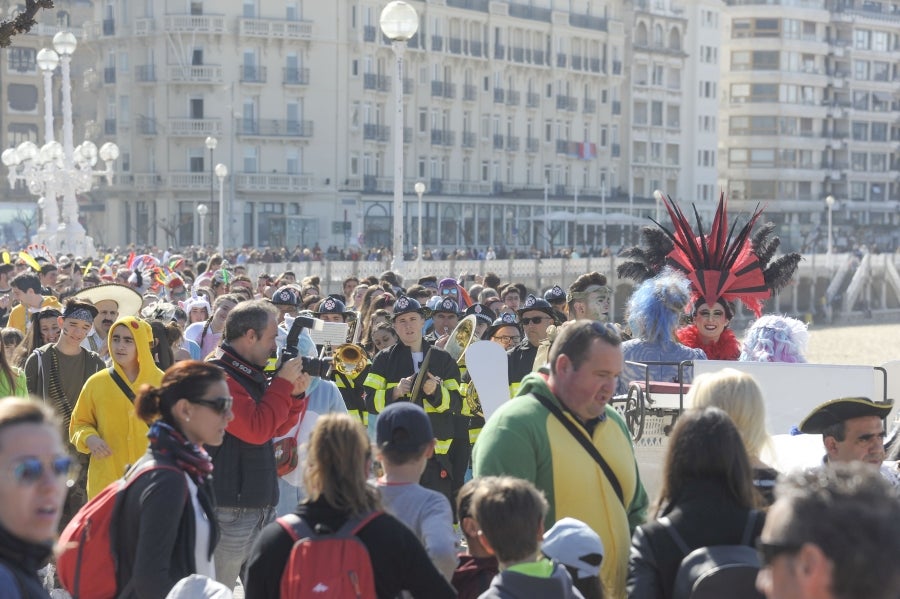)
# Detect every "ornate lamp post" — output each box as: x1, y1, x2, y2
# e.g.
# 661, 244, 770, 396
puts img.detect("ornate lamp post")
1, 31, 118, 255
380, 1, 419, 275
